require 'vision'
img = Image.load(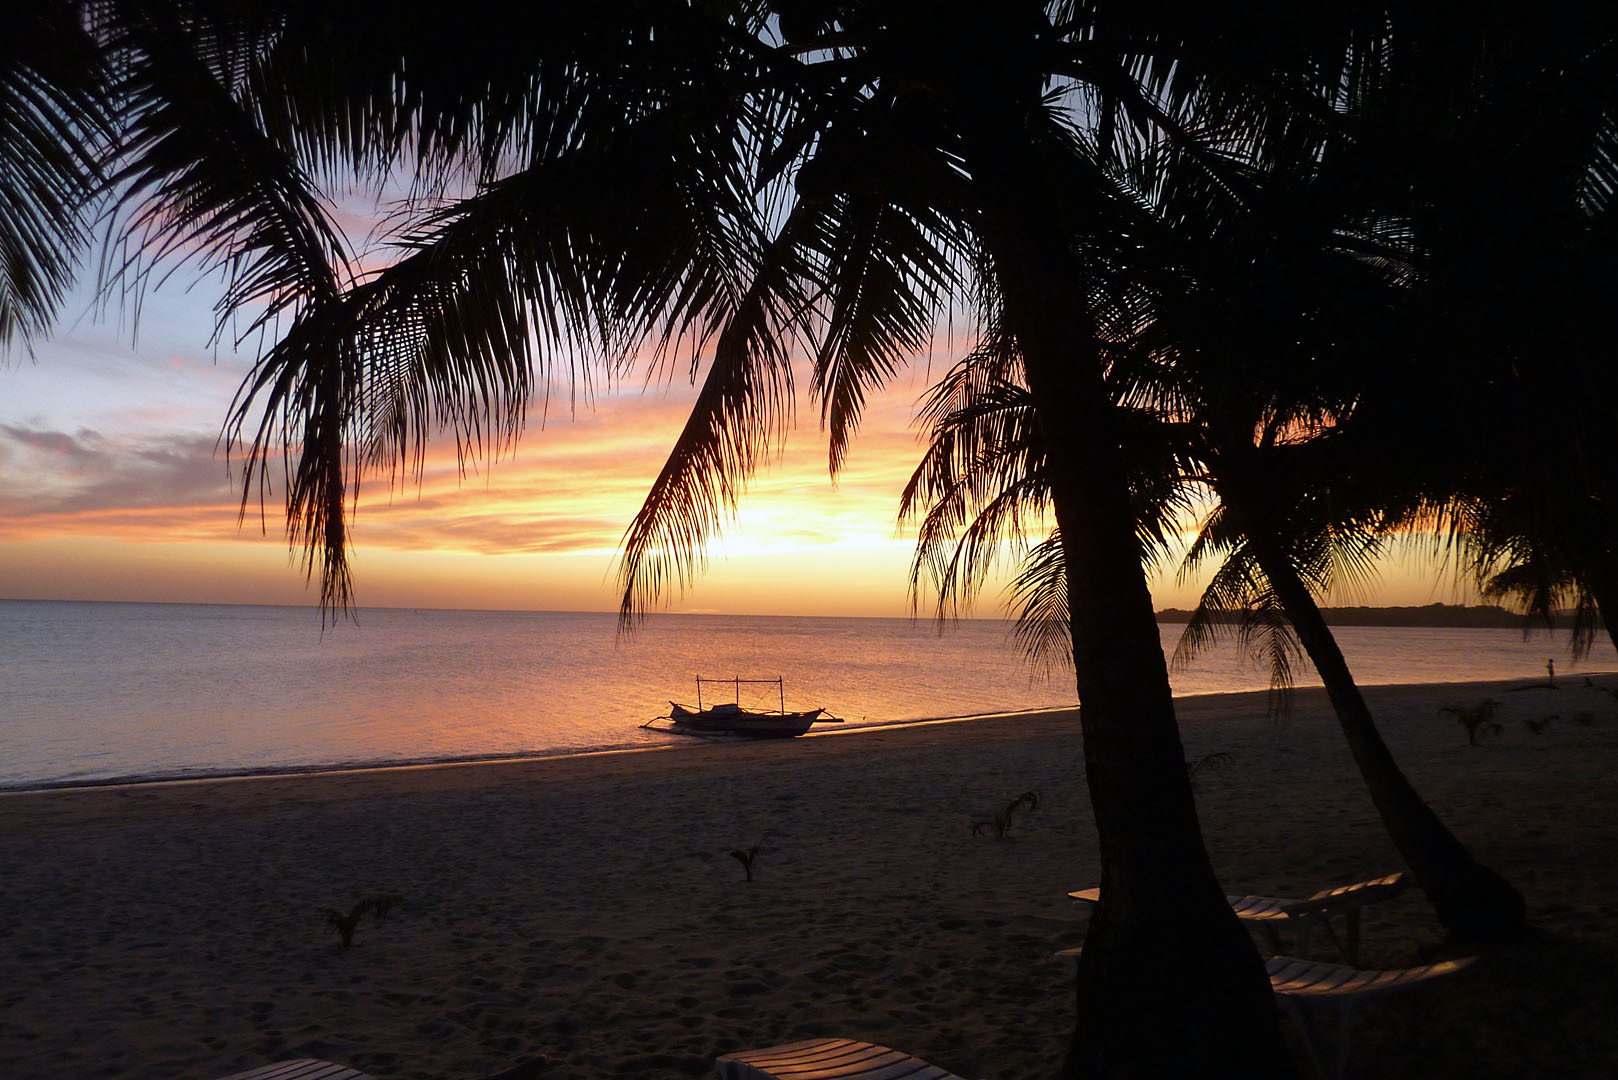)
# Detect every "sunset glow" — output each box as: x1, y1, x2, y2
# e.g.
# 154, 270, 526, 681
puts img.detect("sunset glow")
0, 279, 935, 615
2, 279, 1465, 617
